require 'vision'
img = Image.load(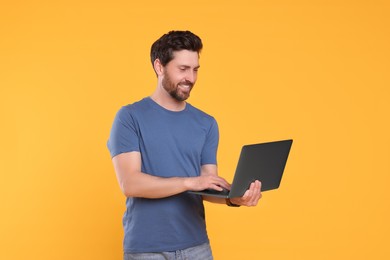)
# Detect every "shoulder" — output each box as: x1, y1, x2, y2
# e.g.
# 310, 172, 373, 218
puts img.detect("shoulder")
186, 103, 216, 123
124, 97, 150, 111
116, 97, 150, 116
185, 103, 219, 136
